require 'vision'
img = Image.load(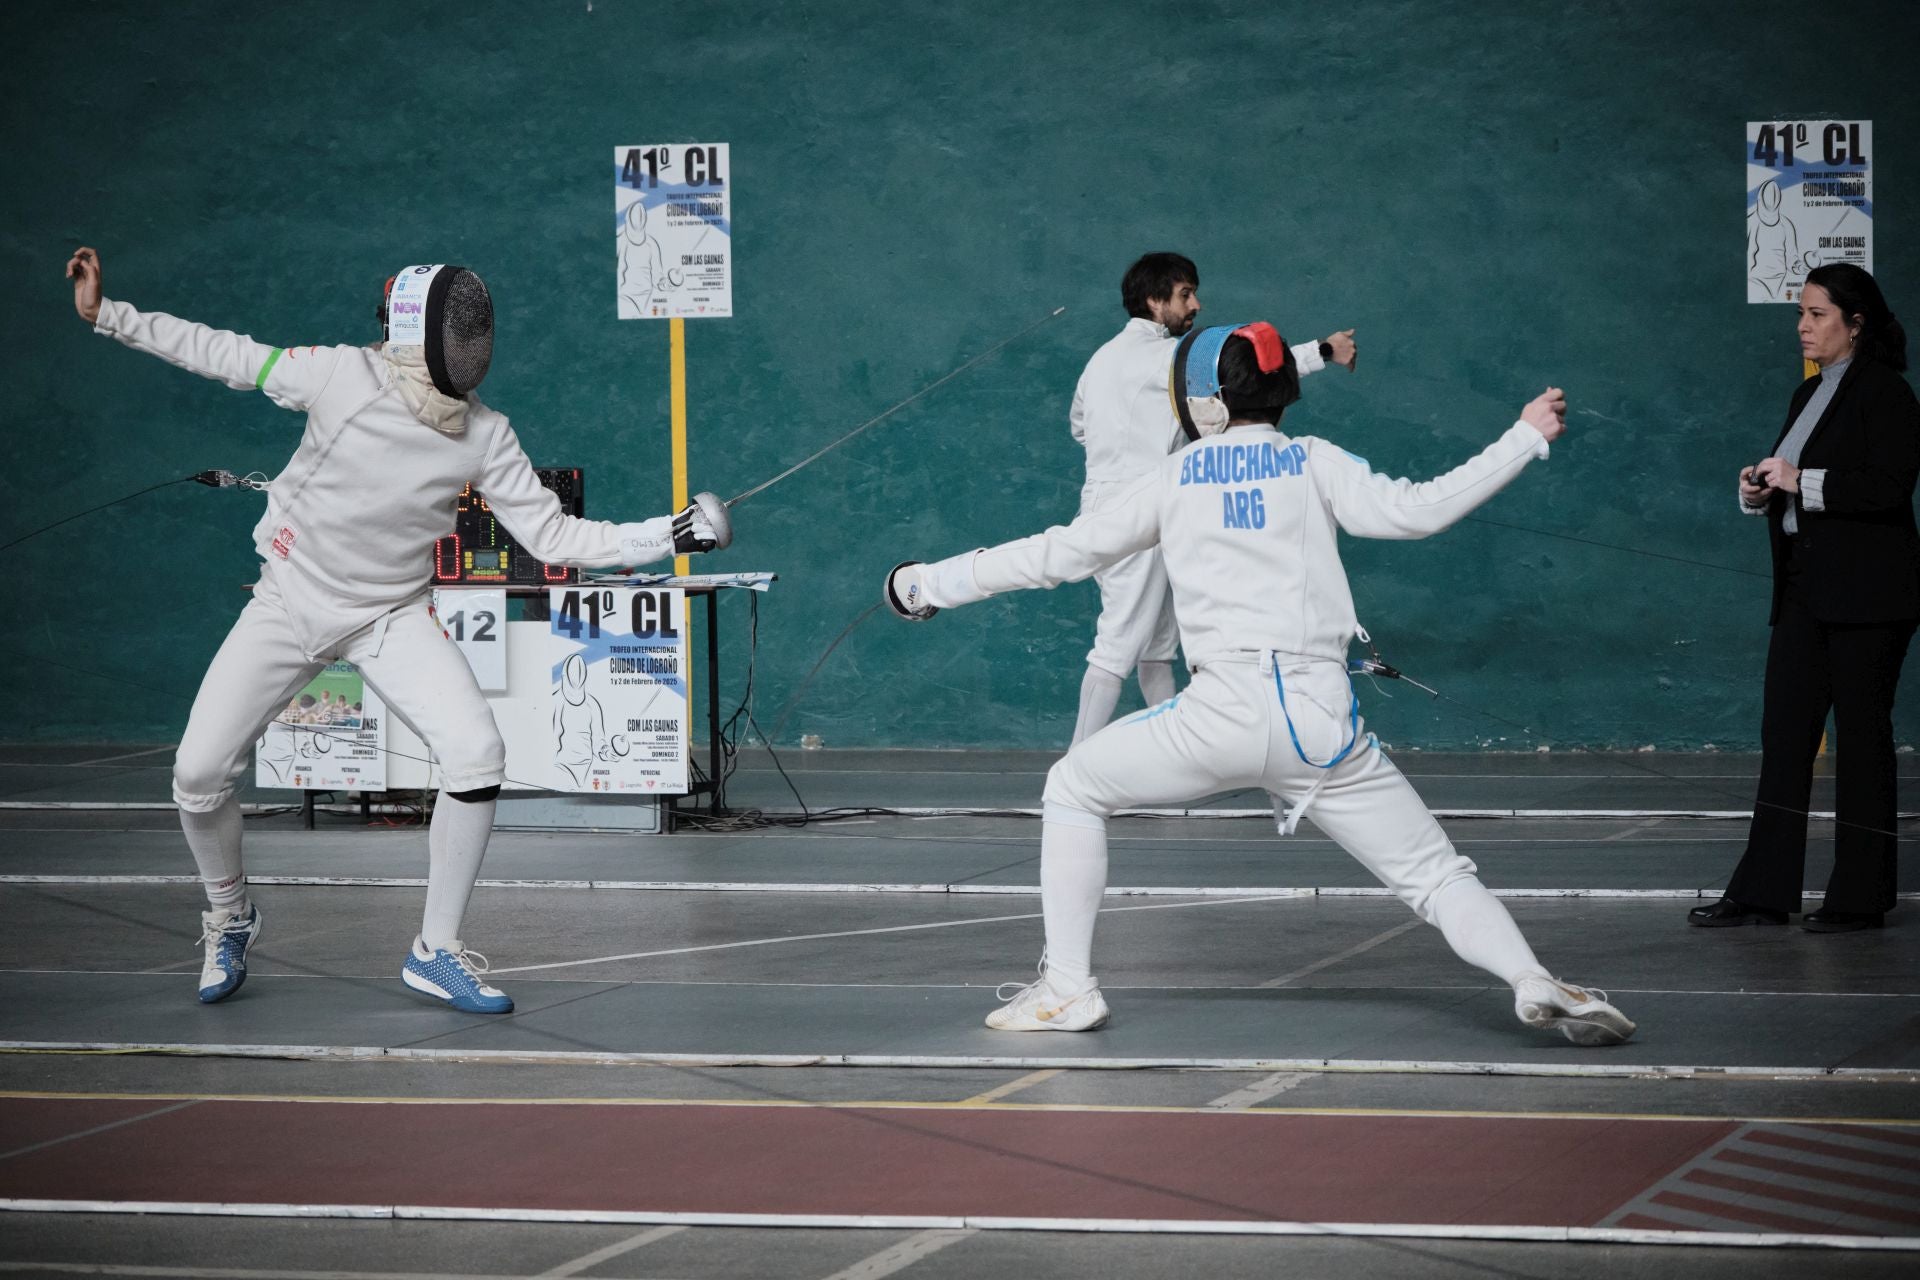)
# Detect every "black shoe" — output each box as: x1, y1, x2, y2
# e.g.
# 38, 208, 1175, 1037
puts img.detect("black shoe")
1688, 897, 1789, 927
1802, 908, 1884, 933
